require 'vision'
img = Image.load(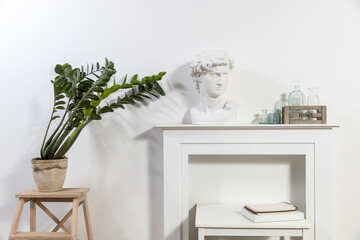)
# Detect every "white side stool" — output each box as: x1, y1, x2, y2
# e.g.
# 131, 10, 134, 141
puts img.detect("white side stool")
196, 203, 311, 240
